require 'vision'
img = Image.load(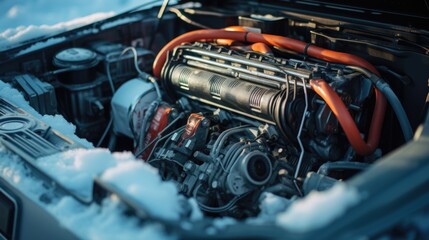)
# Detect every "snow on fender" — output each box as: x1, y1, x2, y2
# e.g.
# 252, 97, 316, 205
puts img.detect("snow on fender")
101, 157, 182, 221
